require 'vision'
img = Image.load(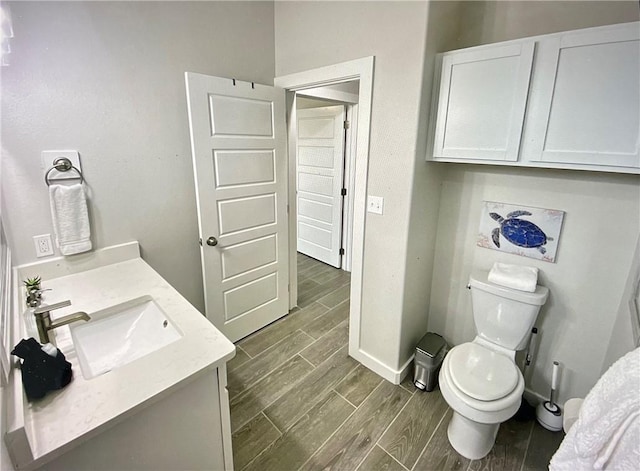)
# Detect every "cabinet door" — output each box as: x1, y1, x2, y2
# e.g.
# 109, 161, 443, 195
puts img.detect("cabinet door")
432, 42, 535, 162
525, 23, 639, 168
